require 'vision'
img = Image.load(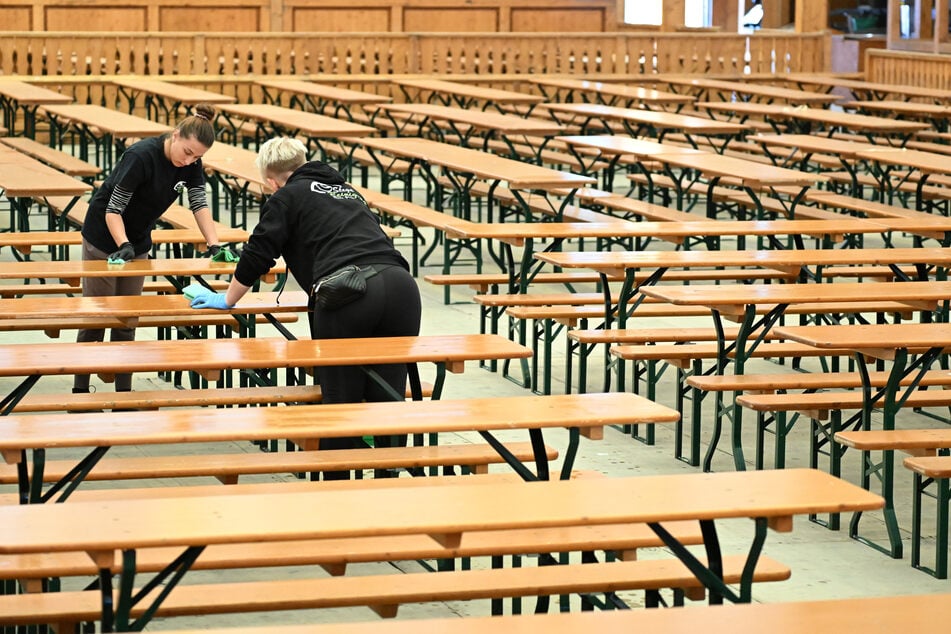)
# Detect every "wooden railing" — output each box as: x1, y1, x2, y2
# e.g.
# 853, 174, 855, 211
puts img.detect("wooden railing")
1, 32, 828, 98
866, 49, 951, 90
